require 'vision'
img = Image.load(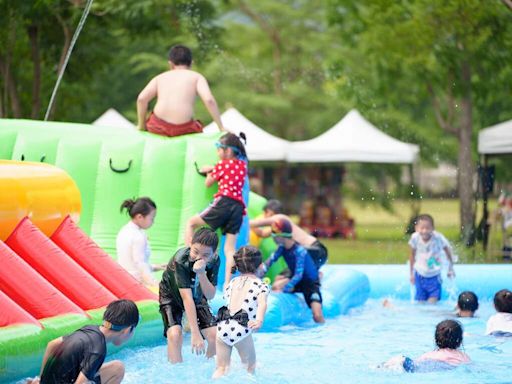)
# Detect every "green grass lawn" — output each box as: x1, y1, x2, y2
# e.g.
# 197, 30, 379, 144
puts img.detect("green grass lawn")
323, 198, 509, 264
